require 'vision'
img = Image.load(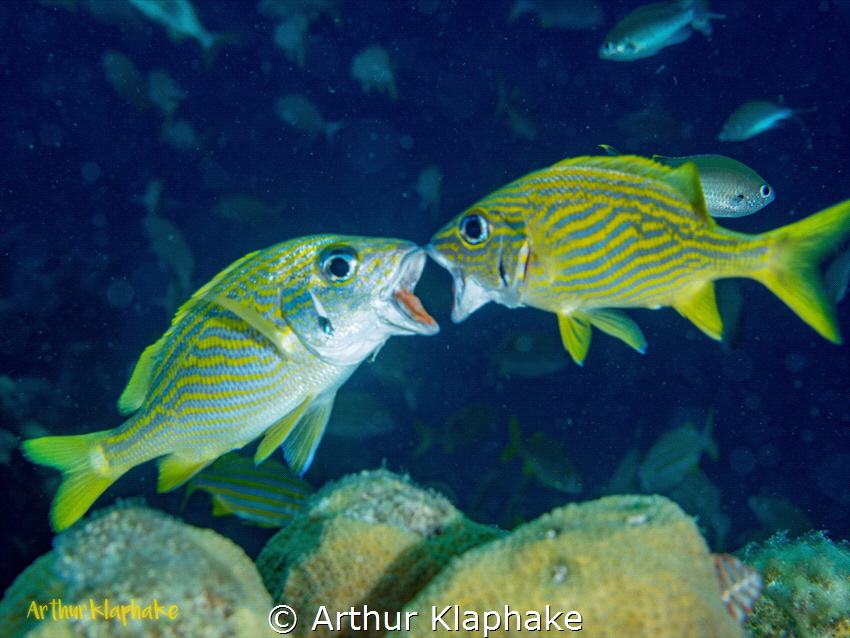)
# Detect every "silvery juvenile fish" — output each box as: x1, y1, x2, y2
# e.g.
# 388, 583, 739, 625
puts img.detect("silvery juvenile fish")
654, 154, 775, 217
427, 155, 850, 364
718, 100, 813, 141
600, 146, 775, 217
599, 0, 723, 61
23, 234, 438, 531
